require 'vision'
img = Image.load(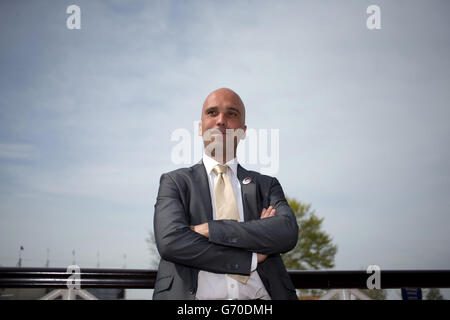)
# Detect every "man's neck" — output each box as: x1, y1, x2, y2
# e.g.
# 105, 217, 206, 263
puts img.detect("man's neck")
205, 150, 236, 164
203, 151, 236, 165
